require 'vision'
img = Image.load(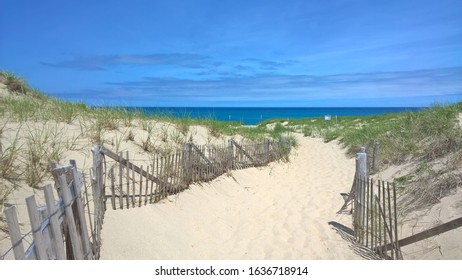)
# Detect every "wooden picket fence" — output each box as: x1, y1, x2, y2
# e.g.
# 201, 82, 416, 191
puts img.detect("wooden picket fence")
339, 145, 462, 260
96, 138, 289, 210
352, 176, 403, 259
1, 138, 290, 259
1, 161, 96, 260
